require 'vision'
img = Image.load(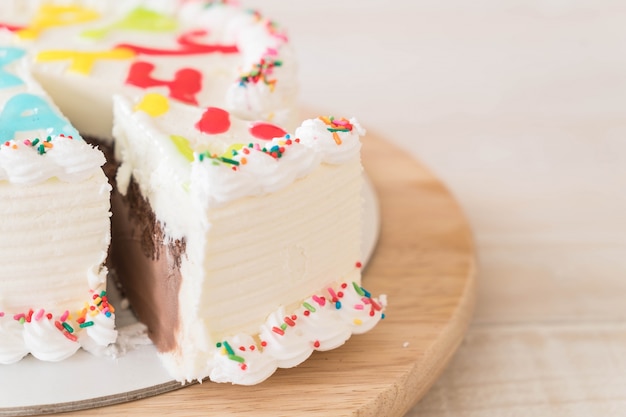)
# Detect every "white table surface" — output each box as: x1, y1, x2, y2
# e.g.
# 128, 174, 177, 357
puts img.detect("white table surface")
246, 1, 626, 415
